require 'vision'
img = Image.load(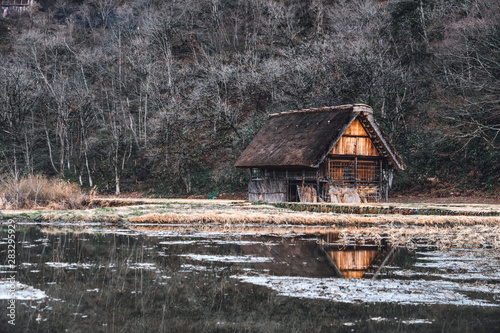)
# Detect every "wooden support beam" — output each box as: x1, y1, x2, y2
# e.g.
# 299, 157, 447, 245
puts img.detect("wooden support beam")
379, 160, 383, 202
372, 247, 396, 280
319, 245, 344, 278
354, 157, 358, 189
316, 170, 320, 200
